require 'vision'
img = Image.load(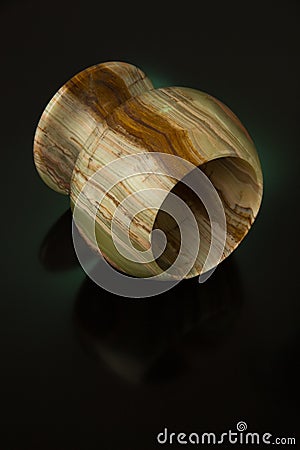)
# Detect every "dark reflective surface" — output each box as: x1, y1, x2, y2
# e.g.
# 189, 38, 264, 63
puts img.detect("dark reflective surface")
74, 259, 242, 385
41, 209, 243, 385
39, 209, 78, 271
35, 209, 300, 449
